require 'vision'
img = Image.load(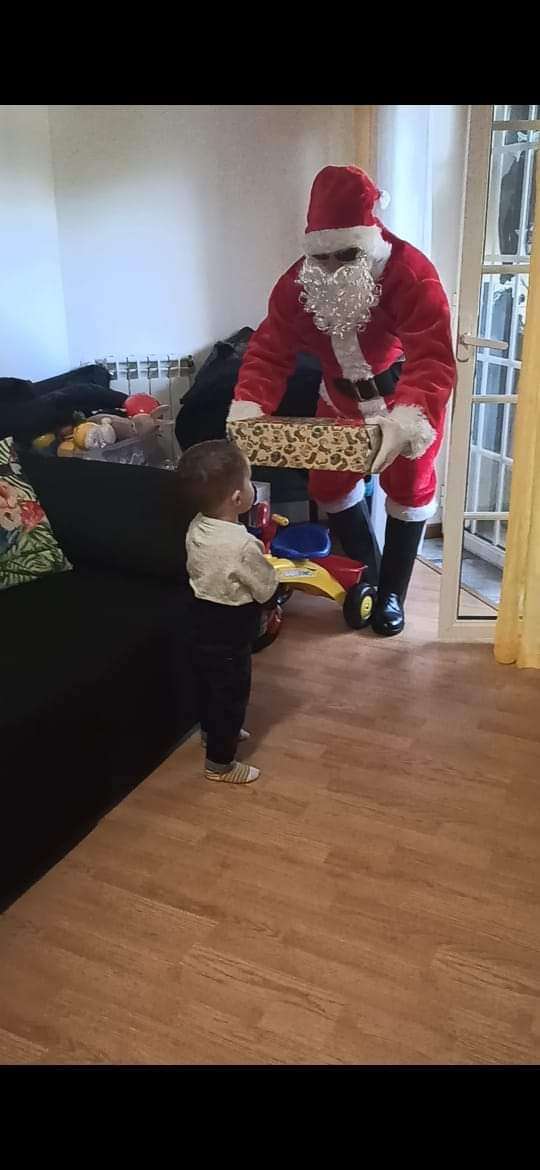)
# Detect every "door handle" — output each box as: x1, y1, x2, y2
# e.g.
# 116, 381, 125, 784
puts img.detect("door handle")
457, 332, 509, 362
